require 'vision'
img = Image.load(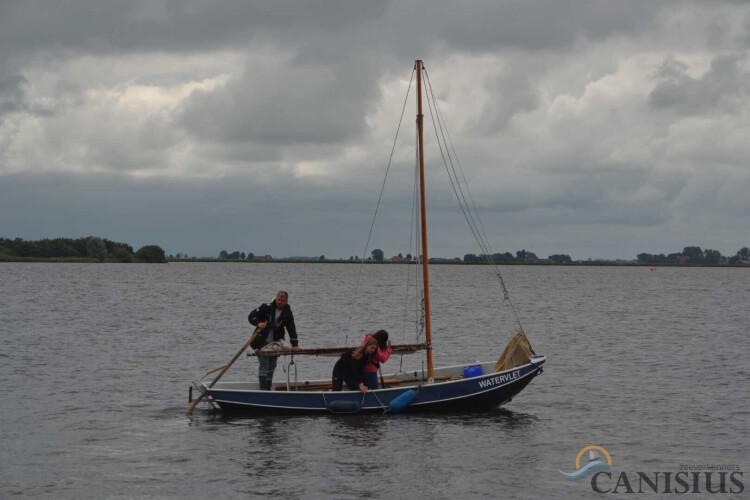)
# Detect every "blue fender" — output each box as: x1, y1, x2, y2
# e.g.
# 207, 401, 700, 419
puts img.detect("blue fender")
326, 399, 362, 414
386, 389, 418, 414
